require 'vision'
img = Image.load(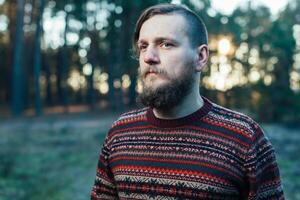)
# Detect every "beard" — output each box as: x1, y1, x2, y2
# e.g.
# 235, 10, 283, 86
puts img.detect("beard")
137, 65, 195, 111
